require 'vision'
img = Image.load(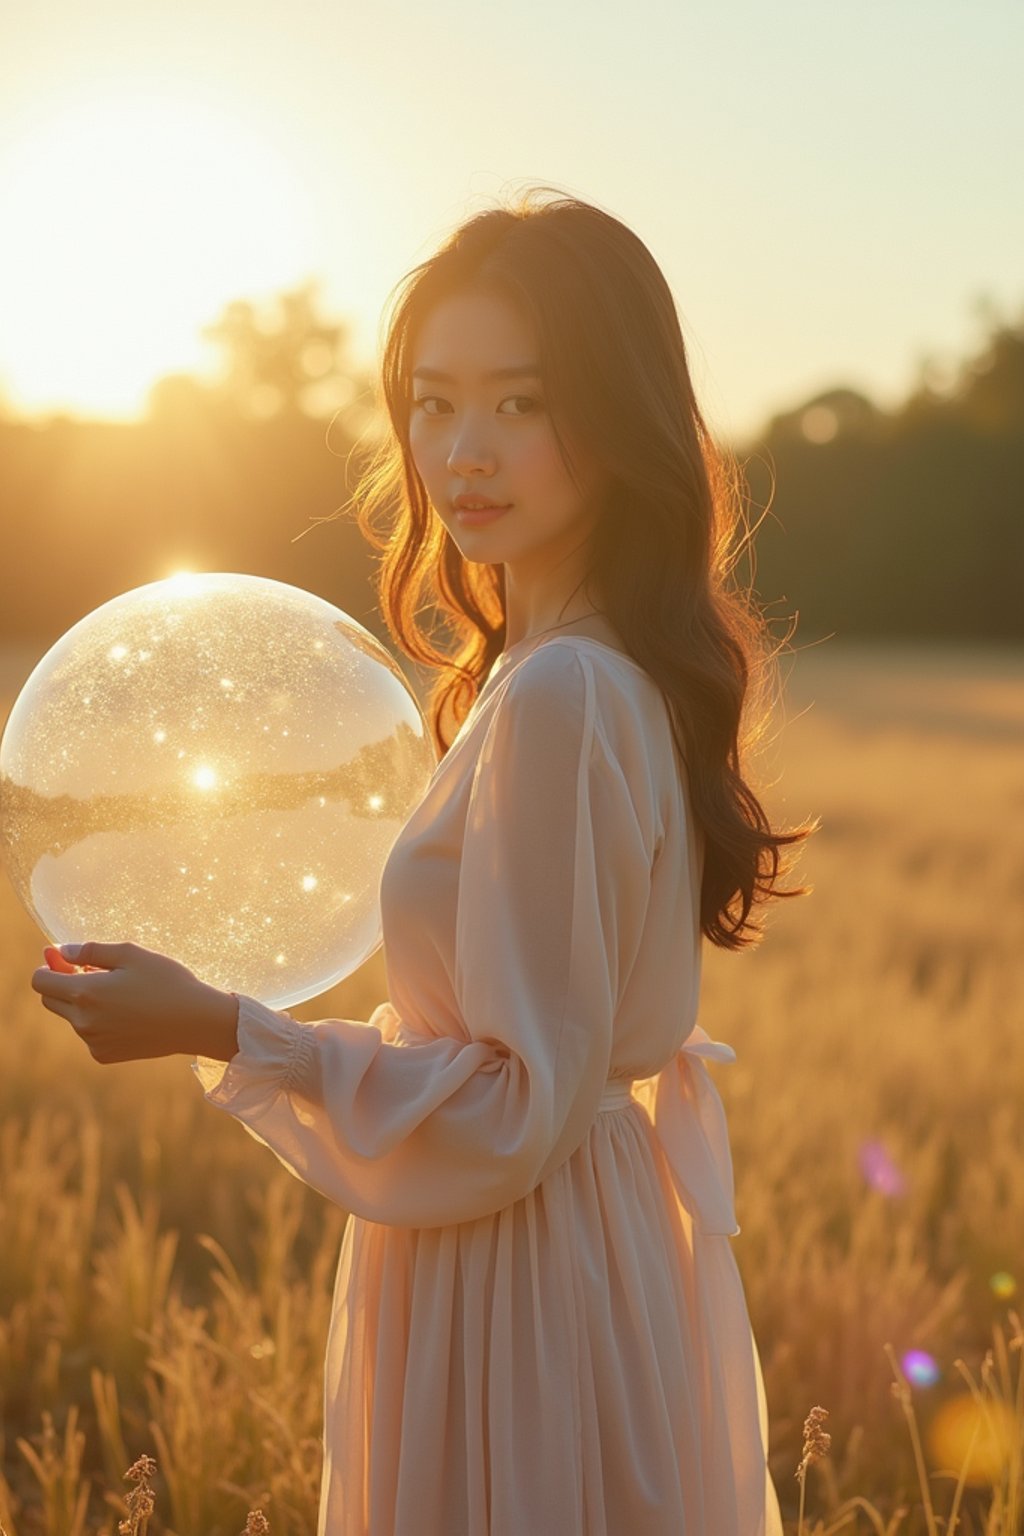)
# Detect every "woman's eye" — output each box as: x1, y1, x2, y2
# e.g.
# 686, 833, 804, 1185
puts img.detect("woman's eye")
411, 395, 542, 417
499, 395, 542, 415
